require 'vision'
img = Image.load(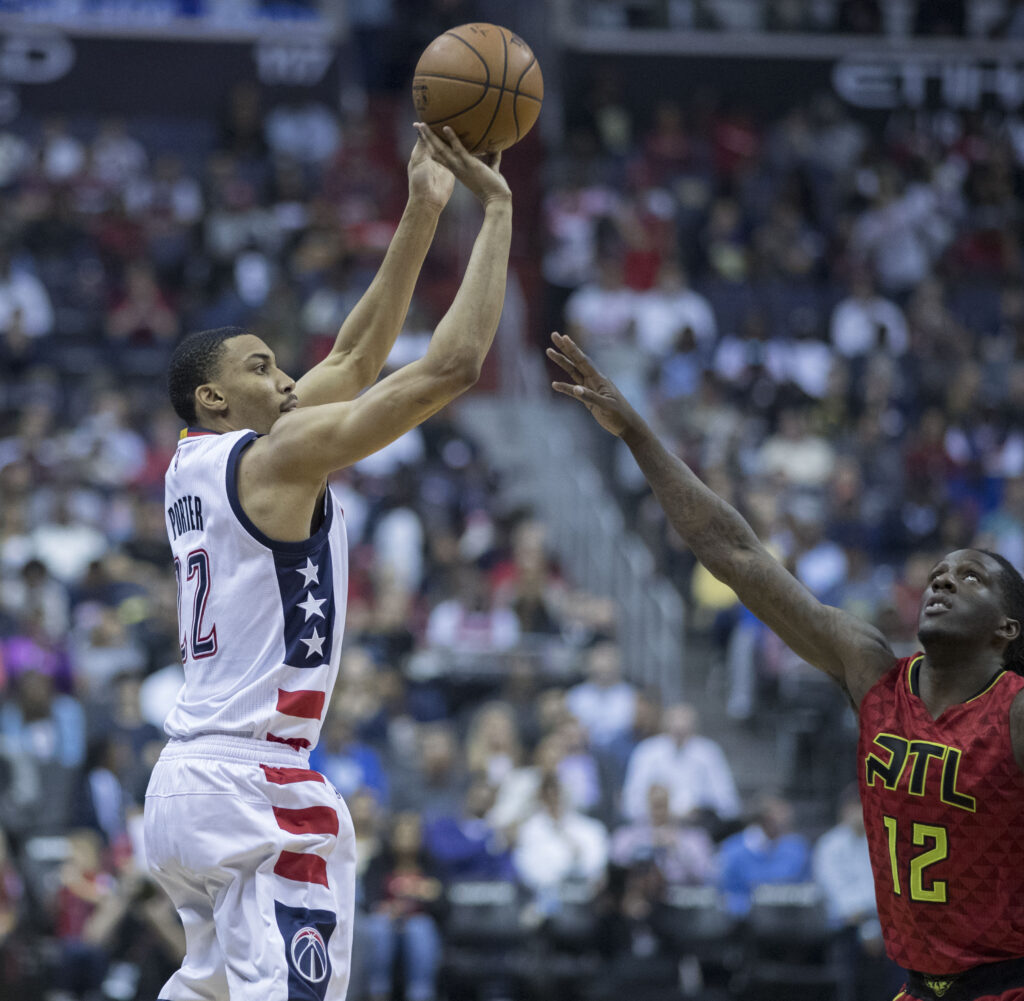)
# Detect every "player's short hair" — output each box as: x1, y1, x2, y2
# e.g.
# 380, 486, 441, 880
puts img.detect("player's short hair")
977, 549, 1024, 676
168, 327, 248, 425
